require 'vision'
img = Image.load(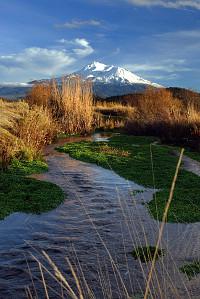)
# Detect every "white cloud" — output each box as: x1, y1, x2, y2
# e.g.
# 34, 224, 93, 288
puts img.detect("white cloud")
57, 38, 68, 44
0, 38, 94, 81
0, 48, 75, 76
122, 59, 194, 84
56, 19, 102, 29
124, 59, 192, 73
73, 38, 94, 57
146, 73, 179, 81
56, 38, 94, 57
155, 29, 200, 38
151, 29, 200, 55
127, 0, 200, 9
